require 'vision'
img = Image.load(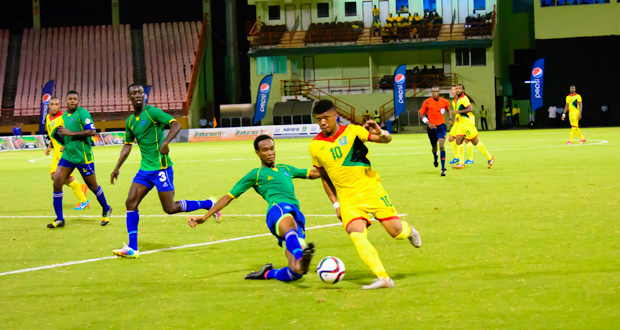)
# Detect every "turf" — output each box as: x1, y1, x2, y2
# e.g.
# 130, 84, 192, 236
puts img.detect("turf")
0, 128, 619, 329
